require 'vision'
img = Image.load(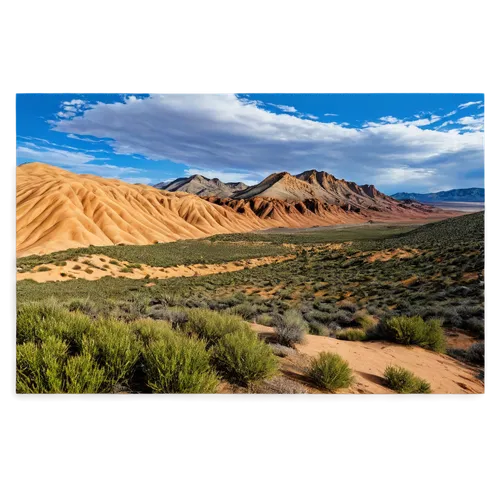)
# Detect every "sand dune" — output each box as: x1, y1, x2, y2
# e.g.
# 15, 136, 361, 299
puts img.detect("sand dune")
16, 163, 270, 257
